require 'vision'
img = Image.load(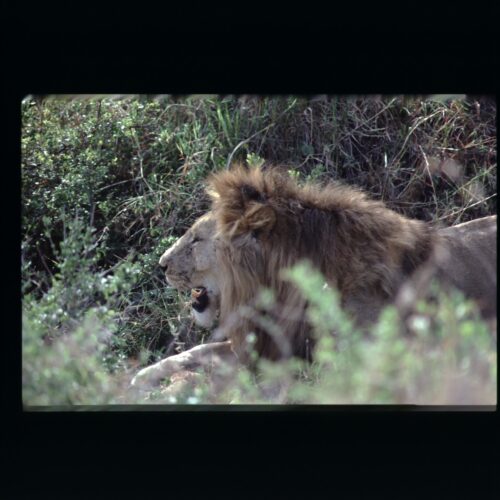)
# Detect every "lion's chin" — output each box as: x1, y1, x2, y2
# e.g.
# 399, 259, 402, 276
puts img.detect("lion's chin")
192, 304, 218, 329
